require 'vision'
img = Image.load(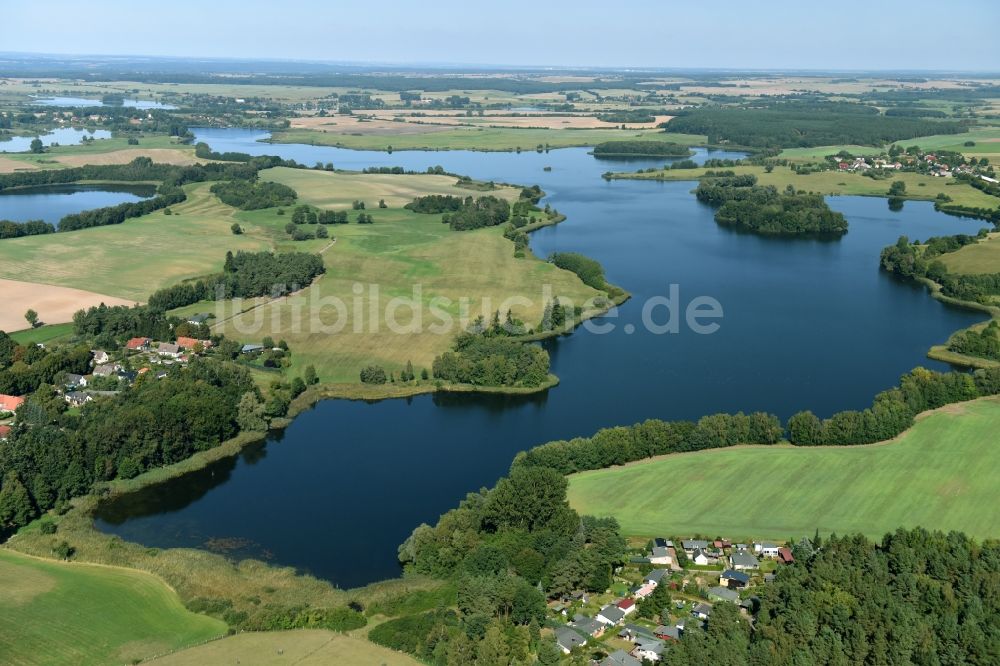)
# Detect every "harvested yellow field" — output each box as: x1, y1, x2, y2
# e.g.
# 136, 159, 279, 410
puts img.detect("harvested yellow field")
0, 156, 37, 173
0, 278, 136, 332
54, 147, 200, 167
